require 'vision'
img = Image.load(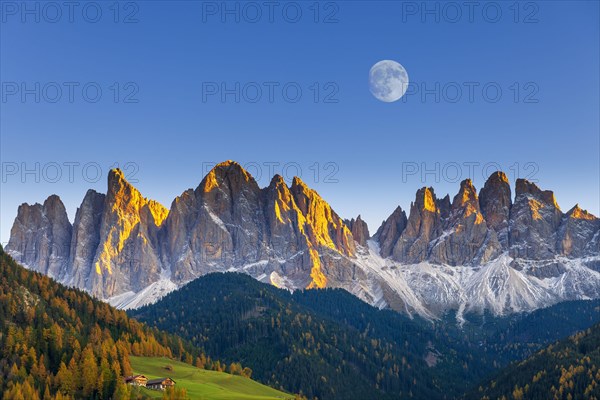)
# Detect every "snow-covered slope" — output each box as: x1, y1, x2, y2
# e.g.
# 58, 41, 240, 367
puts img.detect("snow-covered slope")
96, 238, 600, 322
107, 279, 178, 310
347, 240, 600, 320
